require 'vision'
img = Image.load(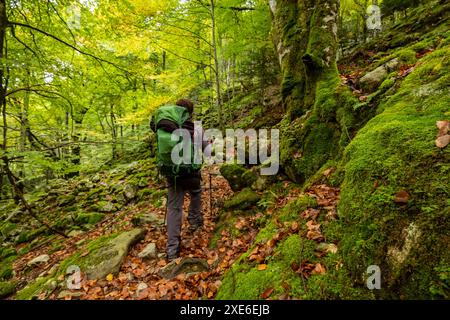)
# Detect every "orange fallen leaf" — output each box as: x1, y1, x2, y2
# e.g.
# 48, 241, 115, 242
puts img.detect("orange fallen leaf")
257, 264, 267, 271
311, 263, 326, 275
291, 221, 299, 233
260, 287, 274, 299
